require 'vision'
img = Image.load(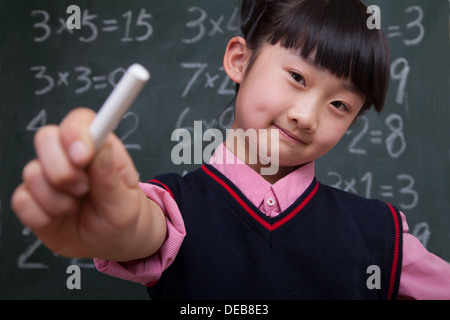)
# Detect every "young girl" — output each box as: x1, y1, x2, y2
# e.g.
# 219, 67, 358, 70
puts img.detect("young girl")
12, 0, 450, 299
